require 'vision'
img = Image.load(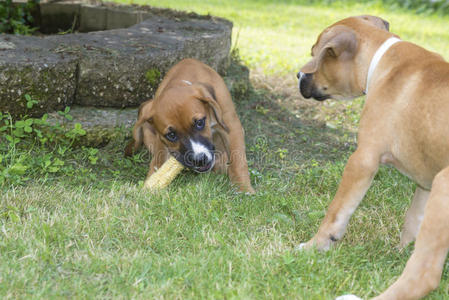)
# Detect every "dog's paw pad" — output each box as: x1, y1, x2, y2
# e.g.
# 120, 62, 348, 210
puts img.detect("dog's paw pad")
335, 295, 362, 300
